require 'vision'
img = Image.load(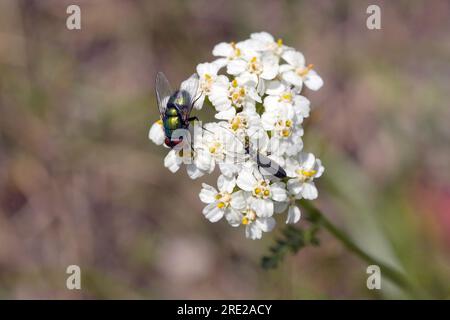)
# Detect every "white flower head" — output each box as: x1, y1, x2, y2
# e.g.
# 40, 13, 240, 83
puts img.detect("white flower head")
150, 32, 325, 240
